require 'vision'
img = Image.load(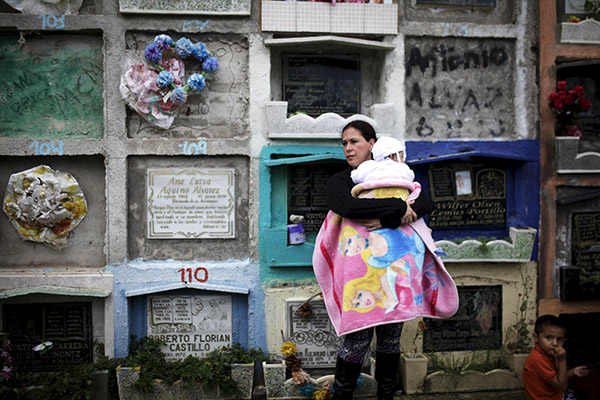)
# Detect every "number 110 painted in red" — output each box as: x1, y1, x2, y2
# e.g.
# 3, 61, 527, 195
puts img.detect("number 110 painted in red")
178, 267, 208, 283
